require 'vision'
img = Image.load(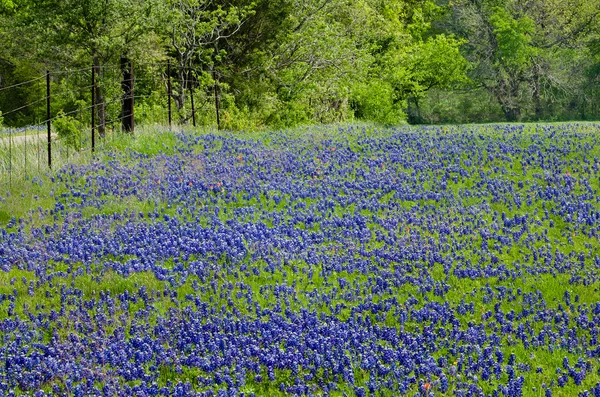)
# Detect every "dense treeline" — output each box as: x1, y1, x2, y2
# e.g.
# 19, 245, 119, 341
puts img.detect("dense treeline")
0, 0, 599, 129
